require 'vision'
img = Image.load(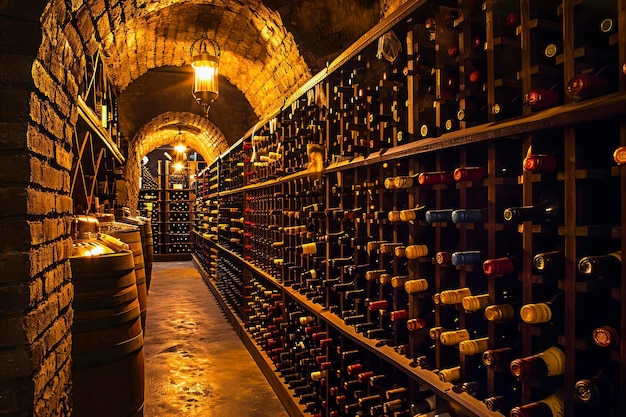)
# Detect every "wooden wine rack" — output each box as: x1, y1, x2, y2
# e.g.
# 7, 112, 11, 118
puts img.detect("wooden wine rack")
194, 1, 626, 416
